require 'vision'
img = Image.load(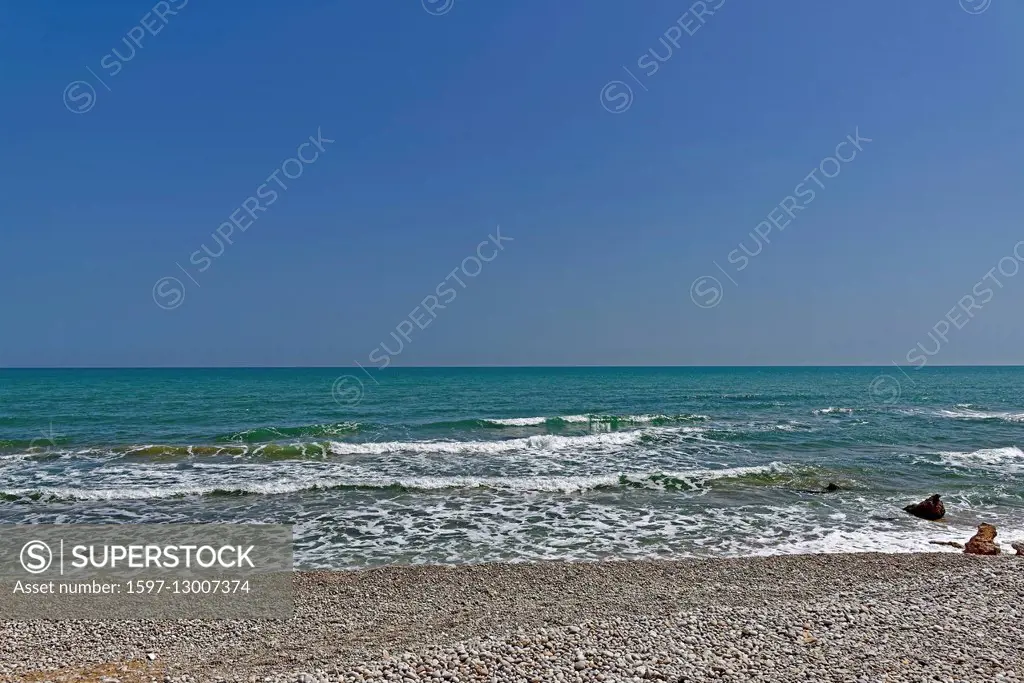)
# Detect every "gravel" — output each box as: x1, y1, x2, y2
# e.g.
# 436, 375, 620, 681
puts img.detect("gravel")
1, 552, 1021, 682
